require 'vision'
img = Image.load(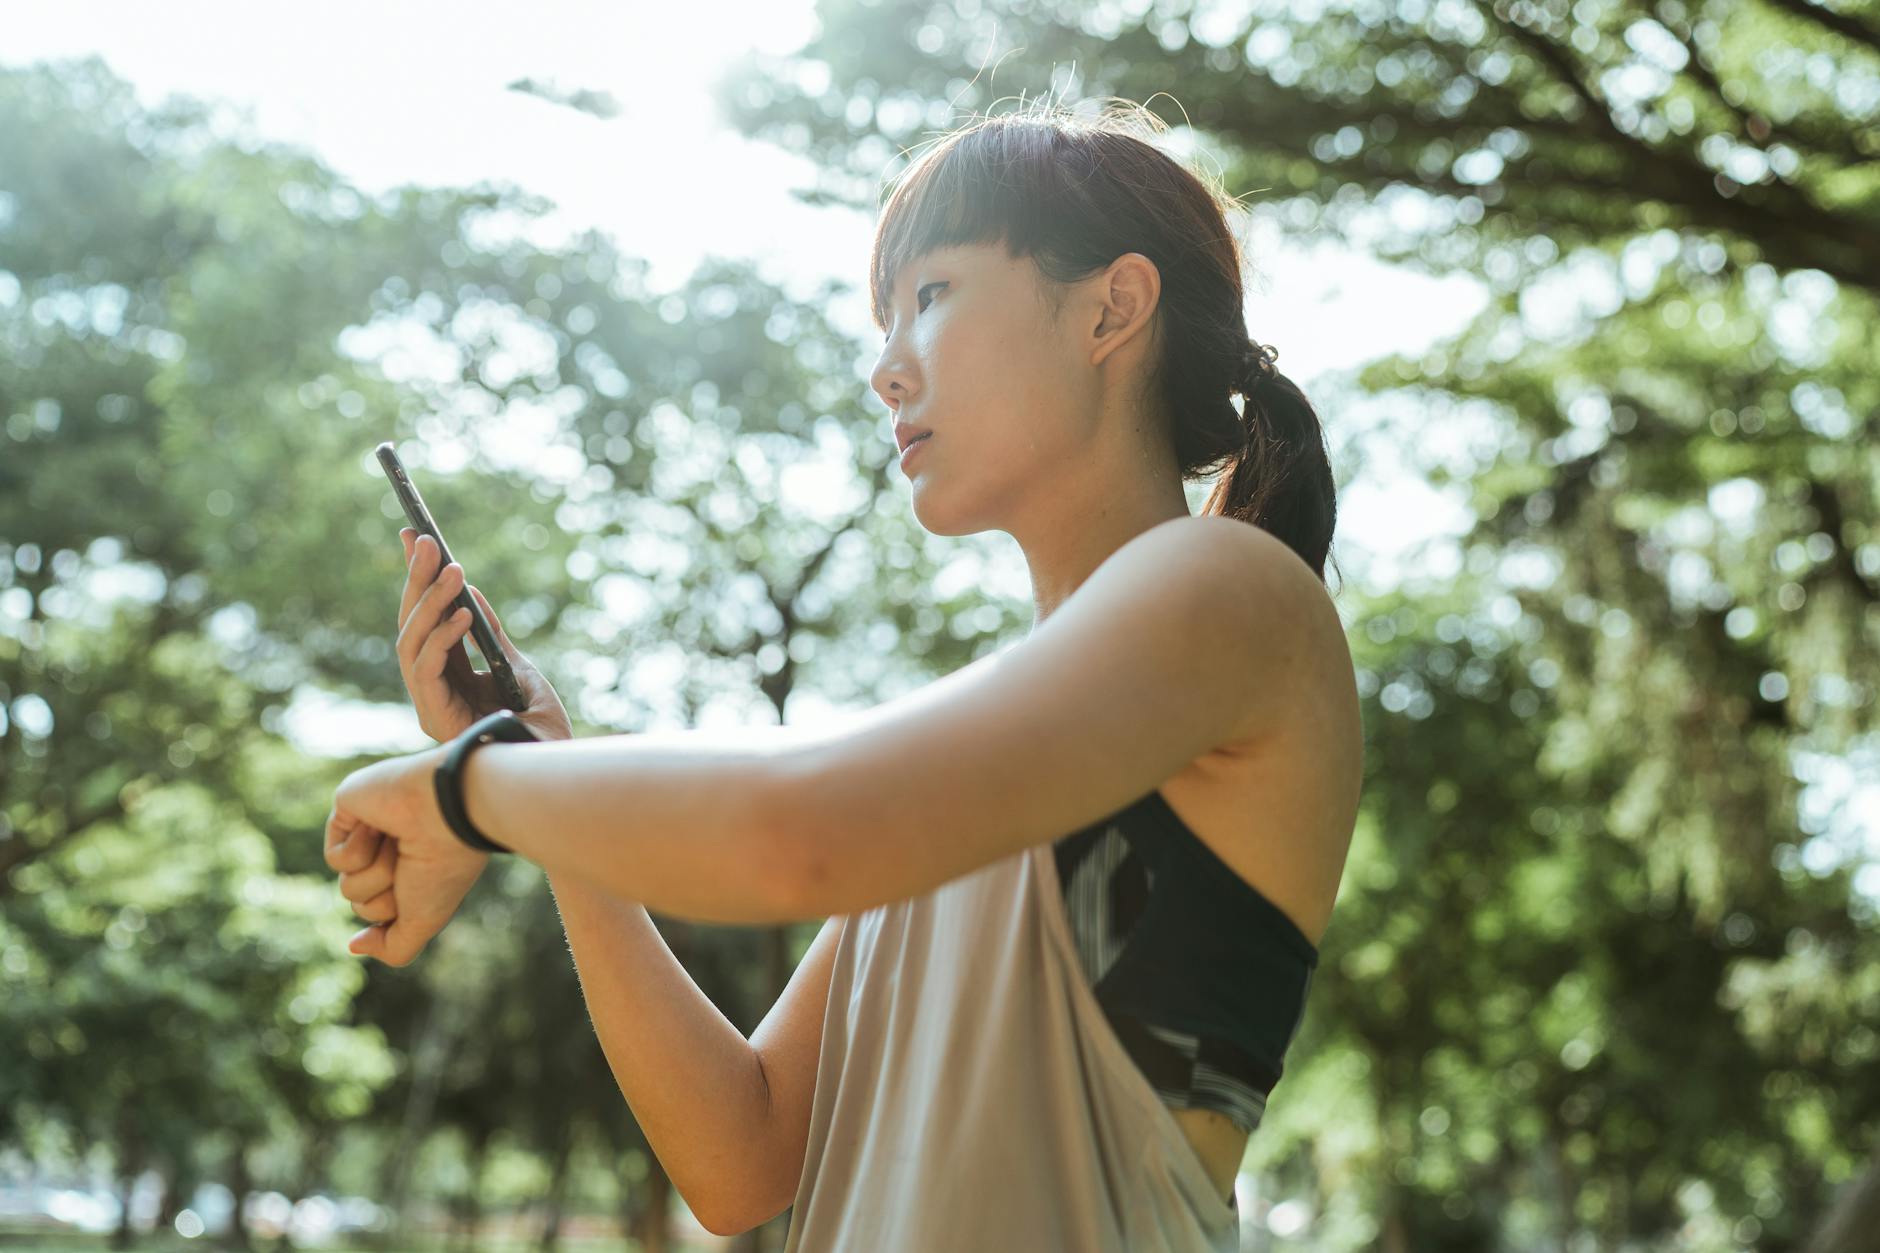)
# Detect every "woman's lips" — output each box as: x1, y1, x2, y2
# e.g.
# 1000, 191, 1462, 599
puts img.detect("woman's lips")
900, 432, 932, 465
